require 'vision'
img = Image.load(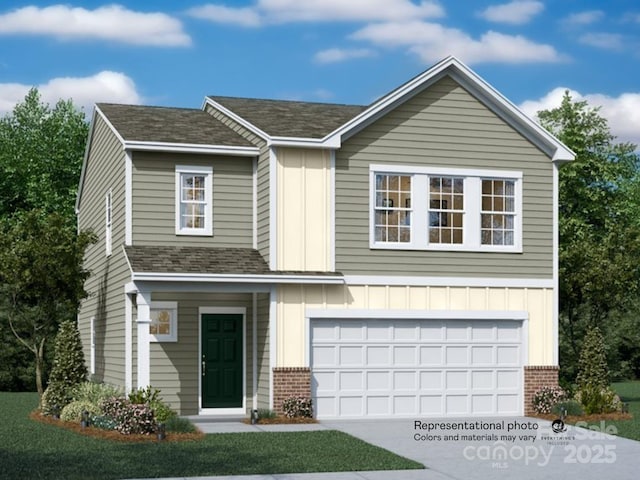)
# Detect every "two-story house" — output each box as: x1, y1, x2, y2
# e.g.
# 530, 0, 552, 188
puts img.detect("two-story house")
76, 56, 573, 419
